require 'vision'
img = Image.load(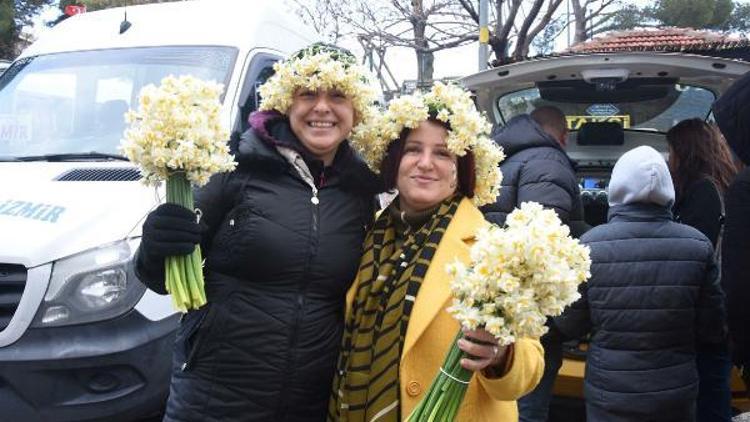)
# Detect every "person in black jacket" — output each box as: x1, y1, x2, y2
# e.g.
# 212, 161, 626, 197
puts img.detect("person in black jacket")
482, 107, 583, 231
481, 106, 587, 422
666, 118, 740, 422
668, 119, 740, 249
713, 70, 750, 394
133, 43, 381, 422
555, 145, 726, 422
